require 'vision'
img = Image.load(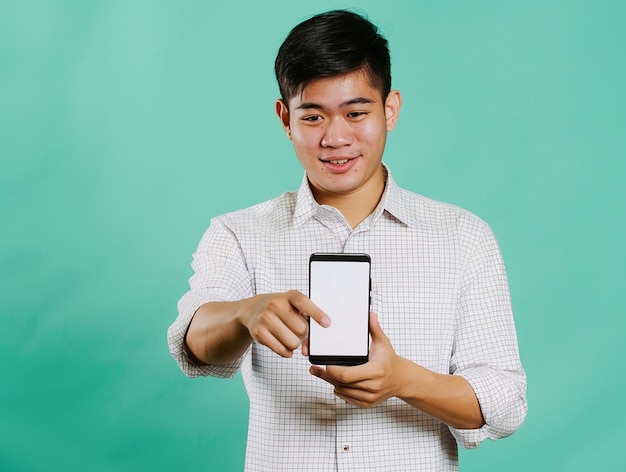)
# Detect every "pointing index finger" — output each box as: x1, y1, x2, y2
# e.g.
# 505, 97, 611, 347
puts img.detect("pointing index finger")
288, 290, 331, 328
